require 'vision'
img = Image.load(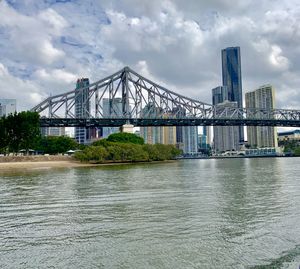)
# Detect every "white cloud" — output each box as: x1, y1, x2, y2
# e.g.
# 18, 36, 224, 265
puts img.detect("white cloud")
38, 8, 69, 34
0, 1, 66, 66
0, 0, 299, 113
33, 69, 77, 84
0, 63, 44, 110
269, 45, 290, 70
